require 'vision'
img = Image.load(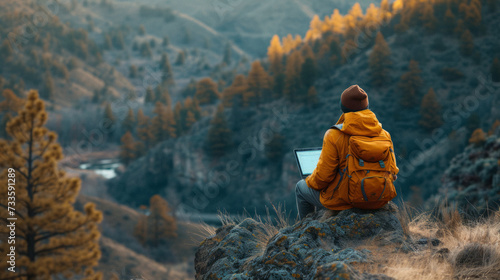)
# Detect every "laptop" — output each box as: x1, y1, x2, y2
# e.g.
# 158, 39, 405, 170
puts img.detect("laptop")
293, 147, 322, 178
